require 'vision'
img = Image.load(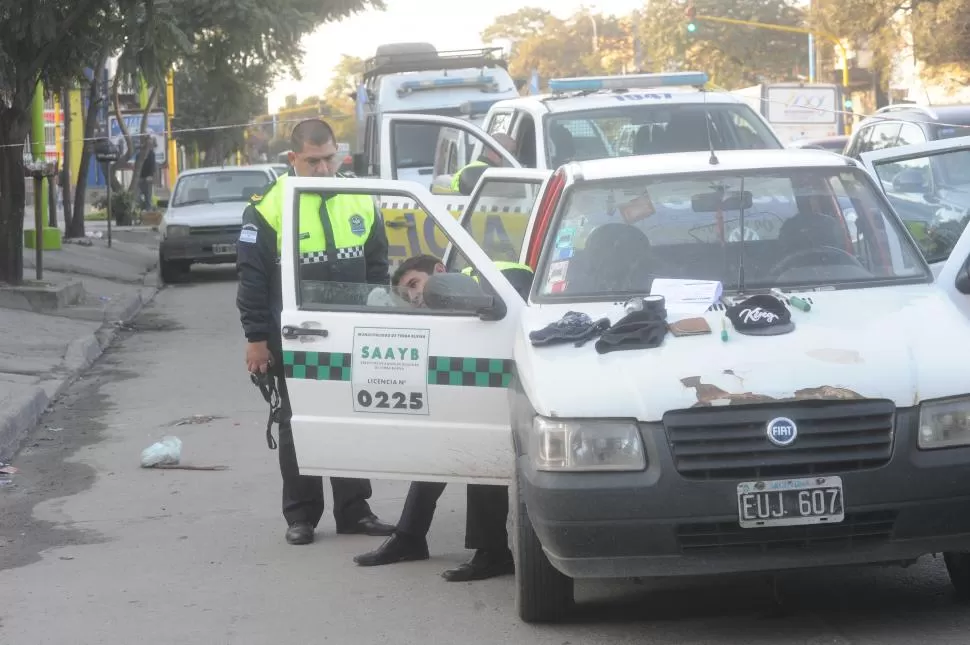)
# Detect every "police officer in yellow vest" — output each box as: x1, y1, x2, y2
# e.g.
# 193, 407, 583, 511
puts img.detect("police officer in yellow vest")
450, 132, 519, 196
354, 254, 534, 582
236, 118, 396, 546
